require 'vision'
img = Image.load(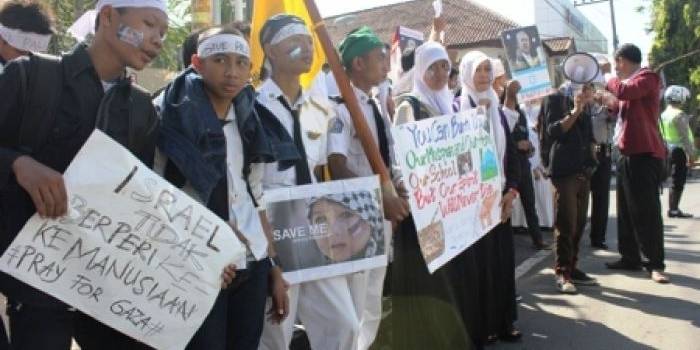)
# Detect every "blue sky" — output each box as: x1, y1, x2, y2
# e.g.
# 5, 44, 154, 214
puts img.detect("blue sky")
317, 0, 654, 60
